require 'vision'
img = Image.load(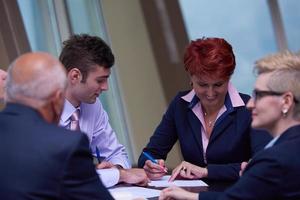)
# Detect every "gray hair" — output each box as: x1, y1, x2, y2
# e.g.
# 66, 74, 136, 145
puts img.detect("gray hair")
6, 60, 67, 105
